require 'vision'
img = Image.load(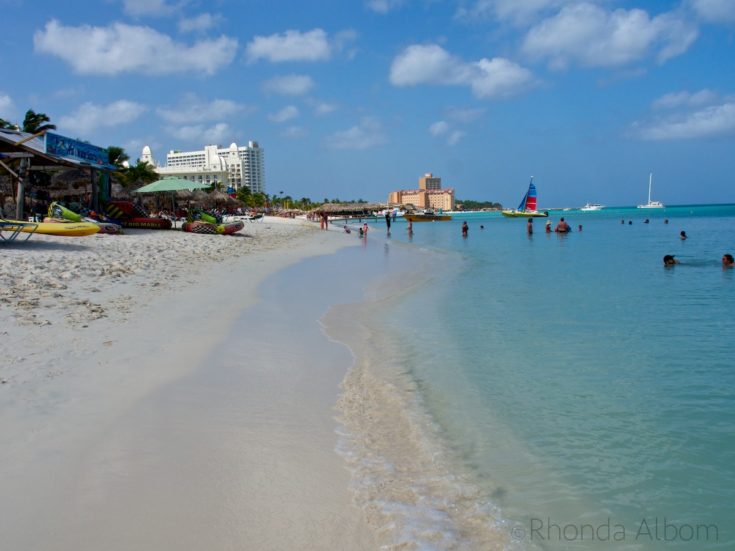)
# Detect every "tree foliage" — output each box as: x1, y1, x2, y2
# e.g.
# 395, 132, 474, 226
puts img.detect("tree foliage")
22, 109, 56, 134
